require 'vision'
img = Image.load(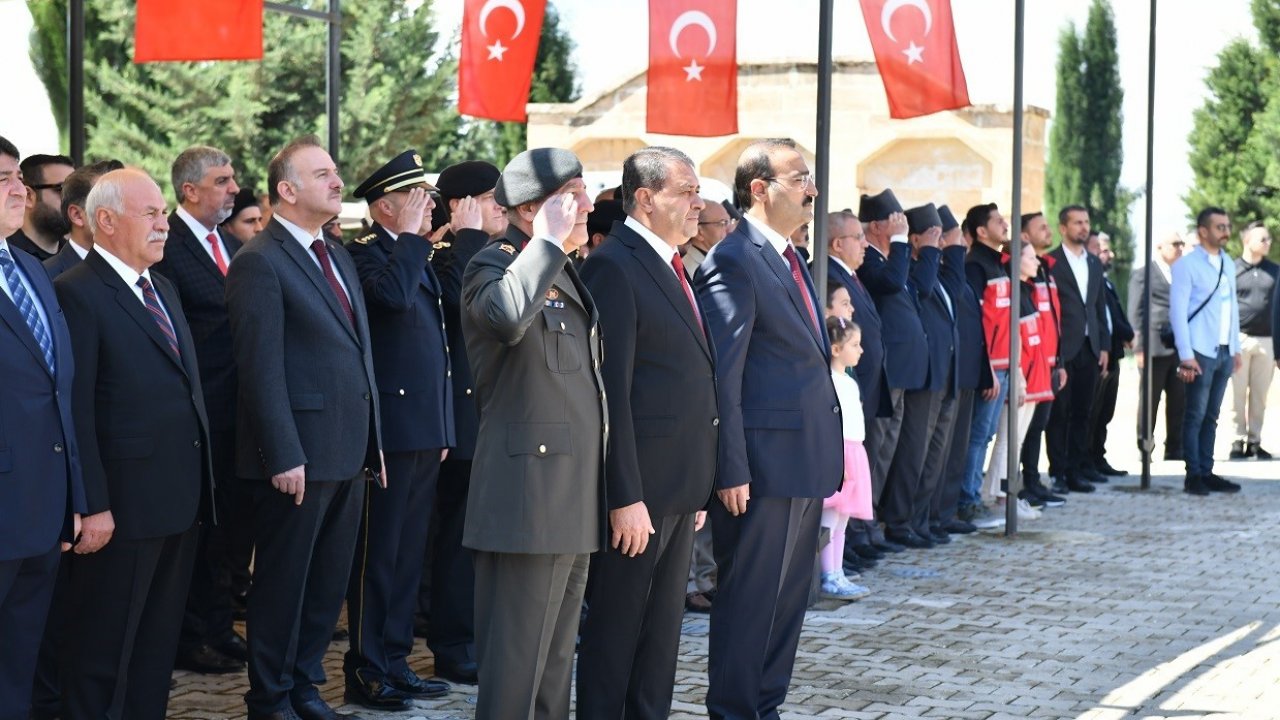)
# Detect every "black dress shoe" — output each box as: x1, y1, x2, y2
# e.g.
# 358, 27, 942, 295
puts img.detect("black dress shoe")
1079, 467, 1108, 484
685, 590, 713, 613
849, 543, 884, 561
1229, 440, 1250, 459
842, 552, 866, 573
388, 667, 450, 699
1065, 477, 1096, 493
212, 632, 248, 663
884, 530, 933, 549
174, 644, 244, 674
872, 539, 906, 553
247, 708, 303, 720
1248, 442, 1272, 460
434, 659, 478, 685
943, 518, 977, 534
1203, 473, 1242, 493
1097, 461, 1128, 476
1183, 474, 1210, 496
342, 670, 409, 711
927, 527, 951, 544
1051, 477, 1070, 494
